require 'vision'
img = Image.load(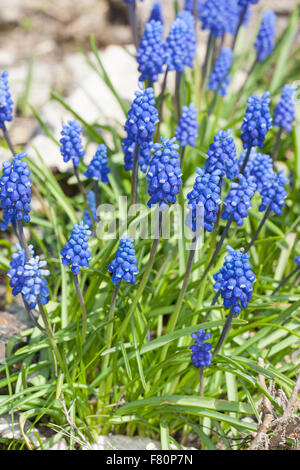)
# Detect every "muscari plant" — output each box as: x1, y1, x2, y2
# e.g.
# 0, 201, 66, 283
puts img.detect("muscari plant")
0, 0, 299, 451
